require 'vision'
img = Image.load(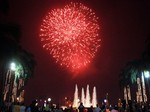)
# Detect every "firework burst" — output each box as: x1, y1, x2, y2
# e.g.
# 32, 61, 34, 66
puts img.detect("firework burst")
40, 2, 100, 72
